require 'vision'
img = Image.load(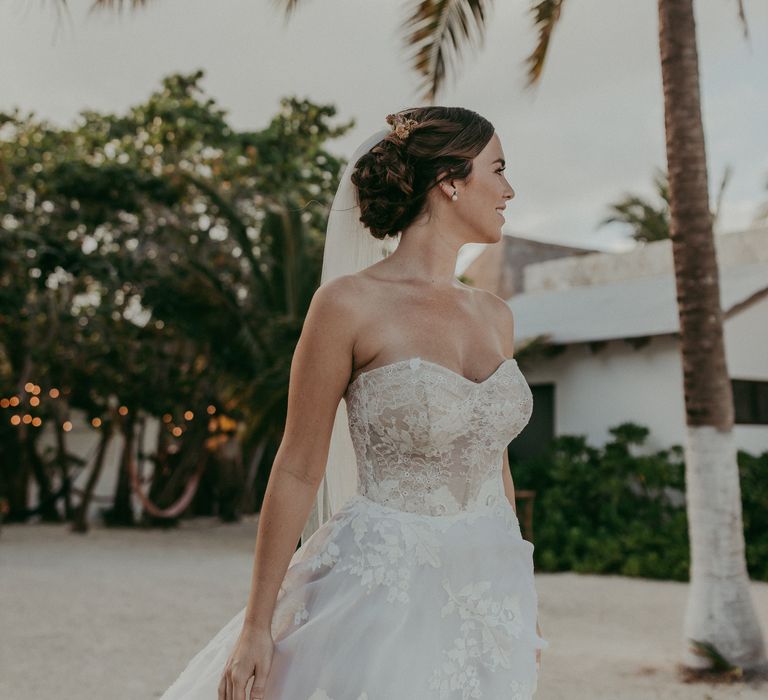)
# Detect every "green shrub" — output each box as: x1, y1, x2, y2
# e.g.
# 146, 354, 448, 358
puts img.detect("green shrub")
512, 422, 767, 582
